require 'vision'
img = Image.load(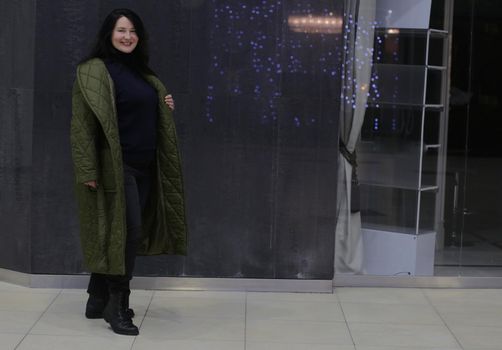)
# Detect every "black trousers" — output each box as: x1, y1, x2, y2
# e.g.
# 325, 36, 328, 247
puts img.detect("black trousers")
87, 161, 152, 296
